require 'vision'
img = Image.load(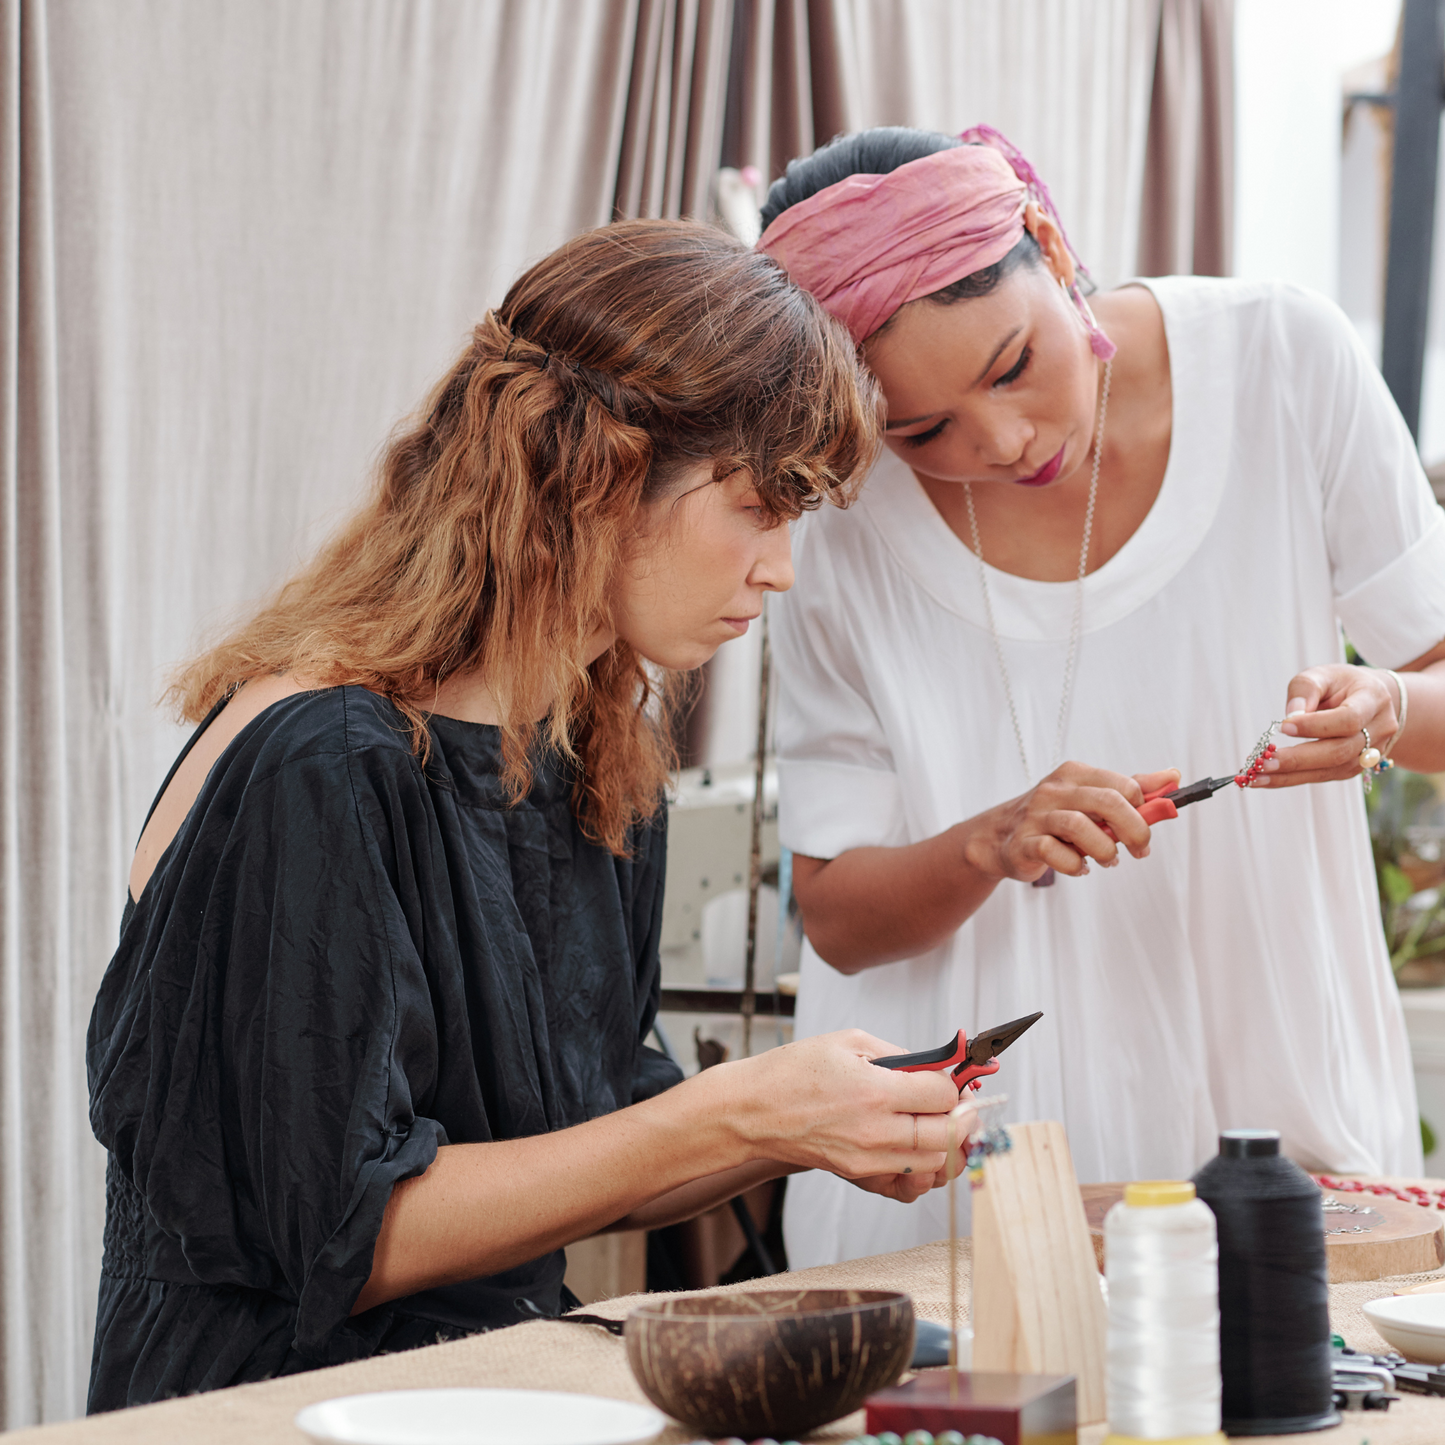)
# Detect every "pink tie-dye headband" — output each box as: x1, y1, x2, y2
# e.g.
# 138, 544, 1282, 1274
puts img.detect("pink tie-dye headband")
757, 123, 1115, 358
